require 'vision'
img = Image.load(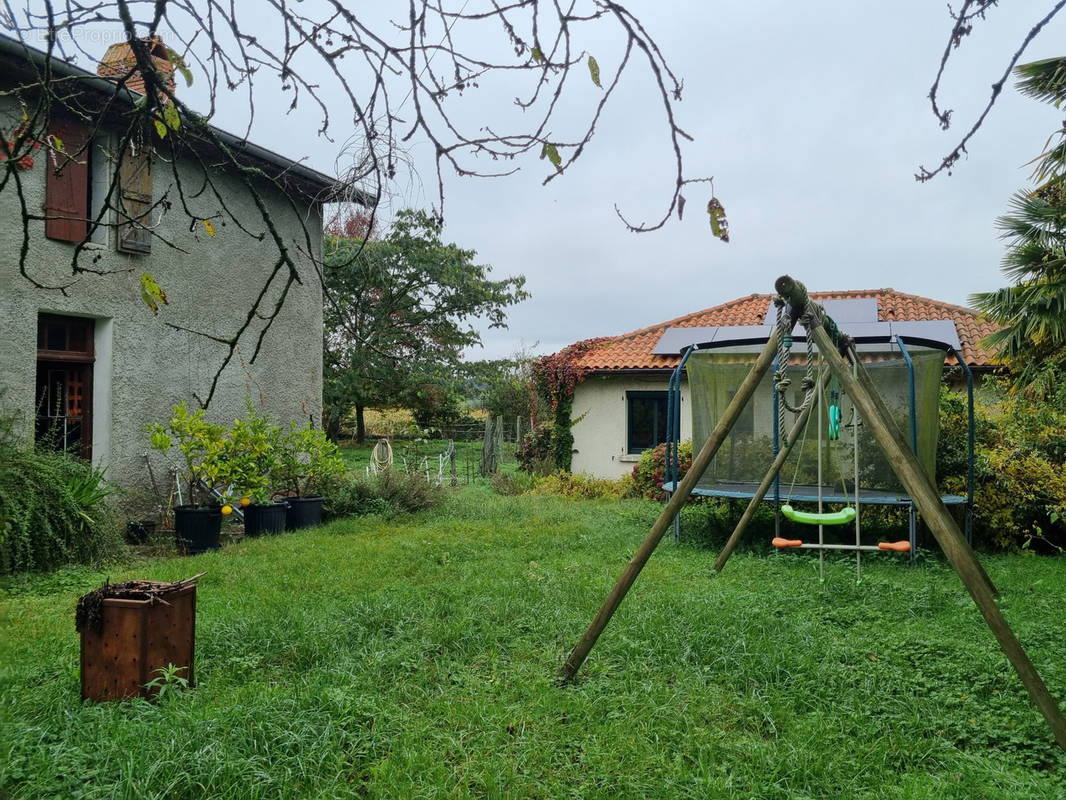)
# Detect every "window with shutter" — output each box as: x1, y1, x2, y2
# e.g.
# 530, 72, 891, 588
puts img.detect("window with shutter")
43, 116, 90, 242
117, 142, 153, 253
